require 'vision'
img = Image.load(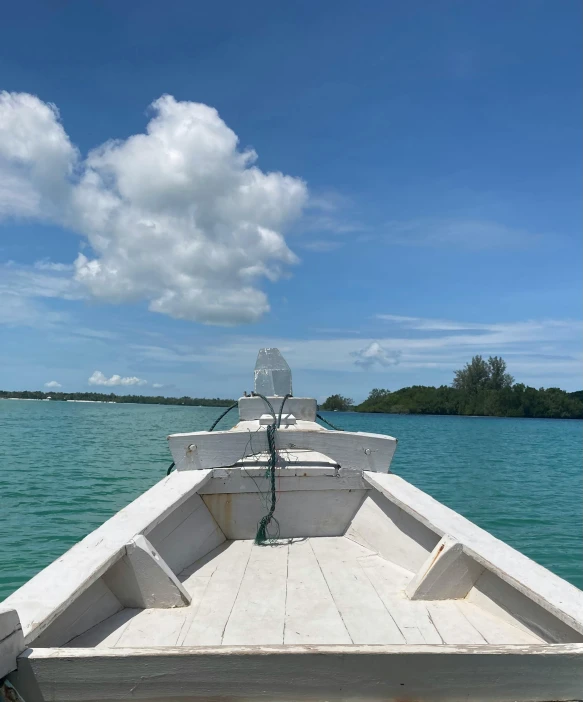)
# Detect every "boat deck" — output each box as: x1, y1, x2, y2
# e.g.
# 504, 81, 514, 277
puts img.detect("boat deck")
66, 537, 542, 648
